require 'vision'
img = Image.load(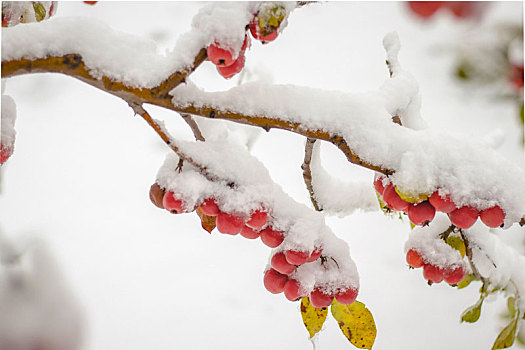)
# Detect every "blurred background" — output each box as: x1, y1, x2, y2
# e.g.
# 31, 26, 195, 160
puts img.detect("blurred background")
1, 2, 524, 349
